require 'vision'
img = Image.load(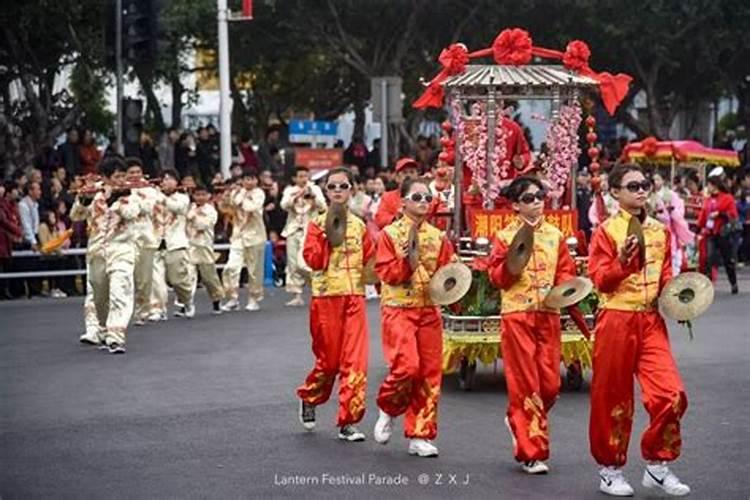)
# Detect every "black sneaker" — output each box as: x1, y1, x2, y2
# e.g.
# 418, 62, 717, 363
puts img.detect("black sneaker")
731, 284, 739, 295
108, 343, 126, 354
212, 301, 222, 315
338, 424, 366, 442
298, 400, 316, 431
